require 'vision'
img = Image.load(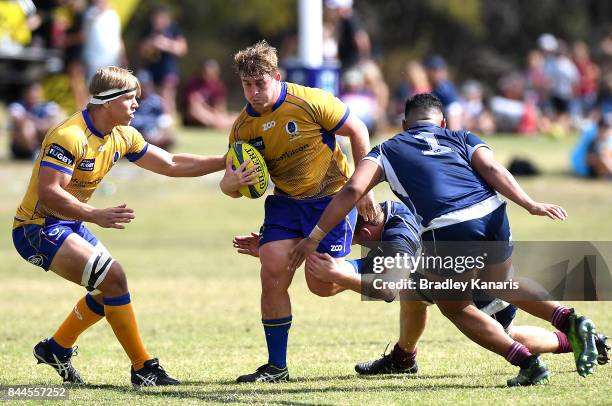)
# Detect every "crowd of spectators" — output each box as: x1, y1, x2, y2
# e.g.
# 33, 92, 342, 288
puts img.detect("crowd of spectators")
1, 0, 611, 180
320, 0, 612, 179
